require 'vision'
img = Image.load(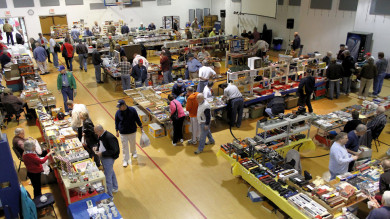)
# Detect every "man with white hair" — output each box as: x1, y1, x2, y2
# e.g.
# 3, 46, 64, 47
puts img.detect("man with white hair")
94, 124, 120, 197
194, 93, 215, 154
13, 128, 27, 155
367, 191, 390, 218
67, 100, 88, 140
379, 159, 390, 195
